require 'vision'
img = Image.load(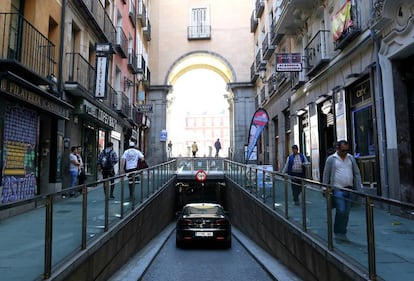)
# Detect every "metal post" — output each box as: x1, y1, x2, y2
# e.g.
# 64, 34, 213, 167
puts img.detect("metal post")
43, 195, 53, 279
326, 186, 334, 250
366, 196, 377, 280
104, 181, 109, 232
284, 174, 289, 218
81, 185, 87, 249
301, 179, 307, 231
